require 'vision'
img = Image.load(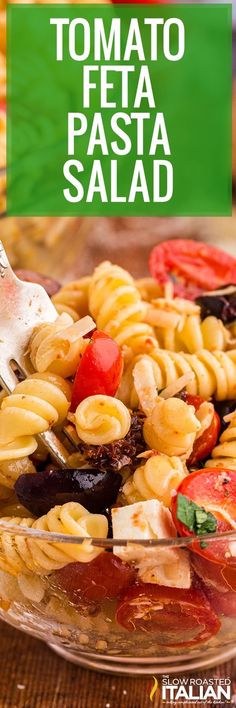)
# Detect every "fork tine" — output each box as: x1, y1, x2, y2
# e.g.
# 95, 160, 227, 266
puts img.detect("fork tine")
0, 240, 17, 281
12, 355, 34, 379
0, 359, 70, 466
0, 242, 71, 467
0, 364, 18, 394
38, 430, 70, 467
